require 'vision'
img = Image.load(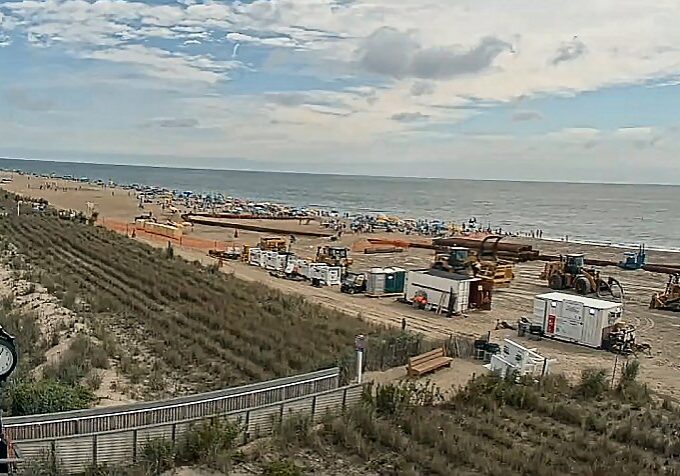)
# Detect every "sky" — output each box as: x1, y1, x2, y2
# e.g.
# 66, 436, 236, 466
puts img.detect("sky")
1, 0, 680, 183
